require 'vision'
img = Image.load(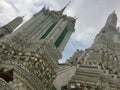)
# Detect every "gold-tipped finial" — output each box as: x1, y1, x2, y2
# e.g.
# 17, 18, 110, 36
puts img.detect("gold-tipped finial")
61, 1, 71, 13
